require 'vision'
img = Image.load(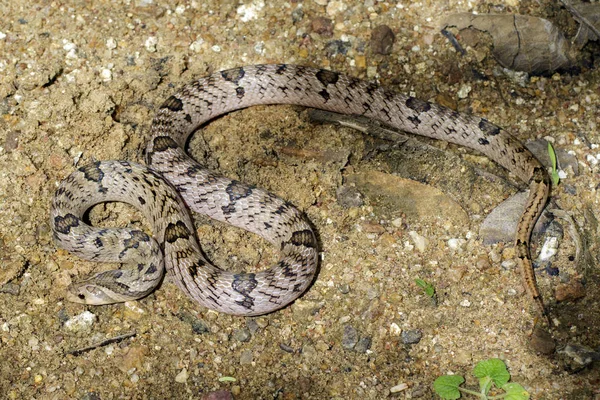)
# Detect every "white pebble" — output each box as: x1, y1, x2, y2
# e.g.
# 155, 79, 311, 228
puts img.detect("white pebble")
389, 322, 401, 336
447, 238, 465, 250
175, 5, 186, 14
211, 45, 222, 53
189, 38, 204, 52
100, 68, 112, 81
390, 383, 408, 393
457, 84, 472, 99
106, 37, 117, 49
175, 368, 188, 383
460, 299, 471, 307
144, 36, 158, 52
237, 1, 264, 22
408, 231, 428, 253
0, 31, 6, 40
64, 311, 97, 332
391, 218, 403, 228
586, 154, 598, 165
538, 236, 558, 261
